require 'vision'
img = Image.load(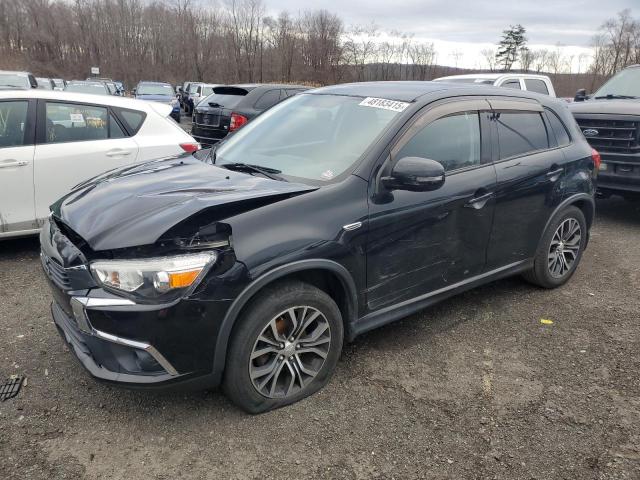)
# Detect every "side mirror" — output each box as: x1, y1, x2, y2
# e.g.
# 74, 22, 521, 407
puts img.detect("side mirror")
574, 88, 587, 102
382, 157, 445, 192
